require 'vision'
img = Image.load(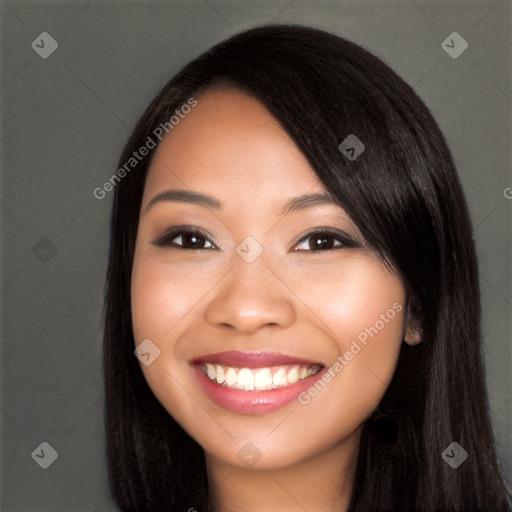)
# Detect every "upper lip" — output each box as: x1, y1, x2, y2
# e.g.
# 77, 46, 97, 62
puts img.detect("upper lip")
191, 351, 324, 369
